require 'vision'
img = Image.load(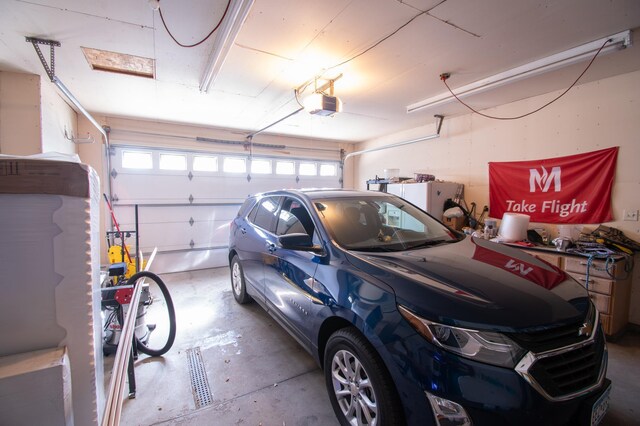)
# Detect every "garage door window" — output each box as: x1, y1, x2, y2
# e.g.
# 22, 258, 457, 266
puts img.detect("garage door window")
159, 153, 187, 170
193, 155, 218, 172
275, 161, 295, 175
122, 150, 153, 169
320, 163, 337, 176
223, 157, 247, 173
299, 162, 317, 176
251, 158, 272, 174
